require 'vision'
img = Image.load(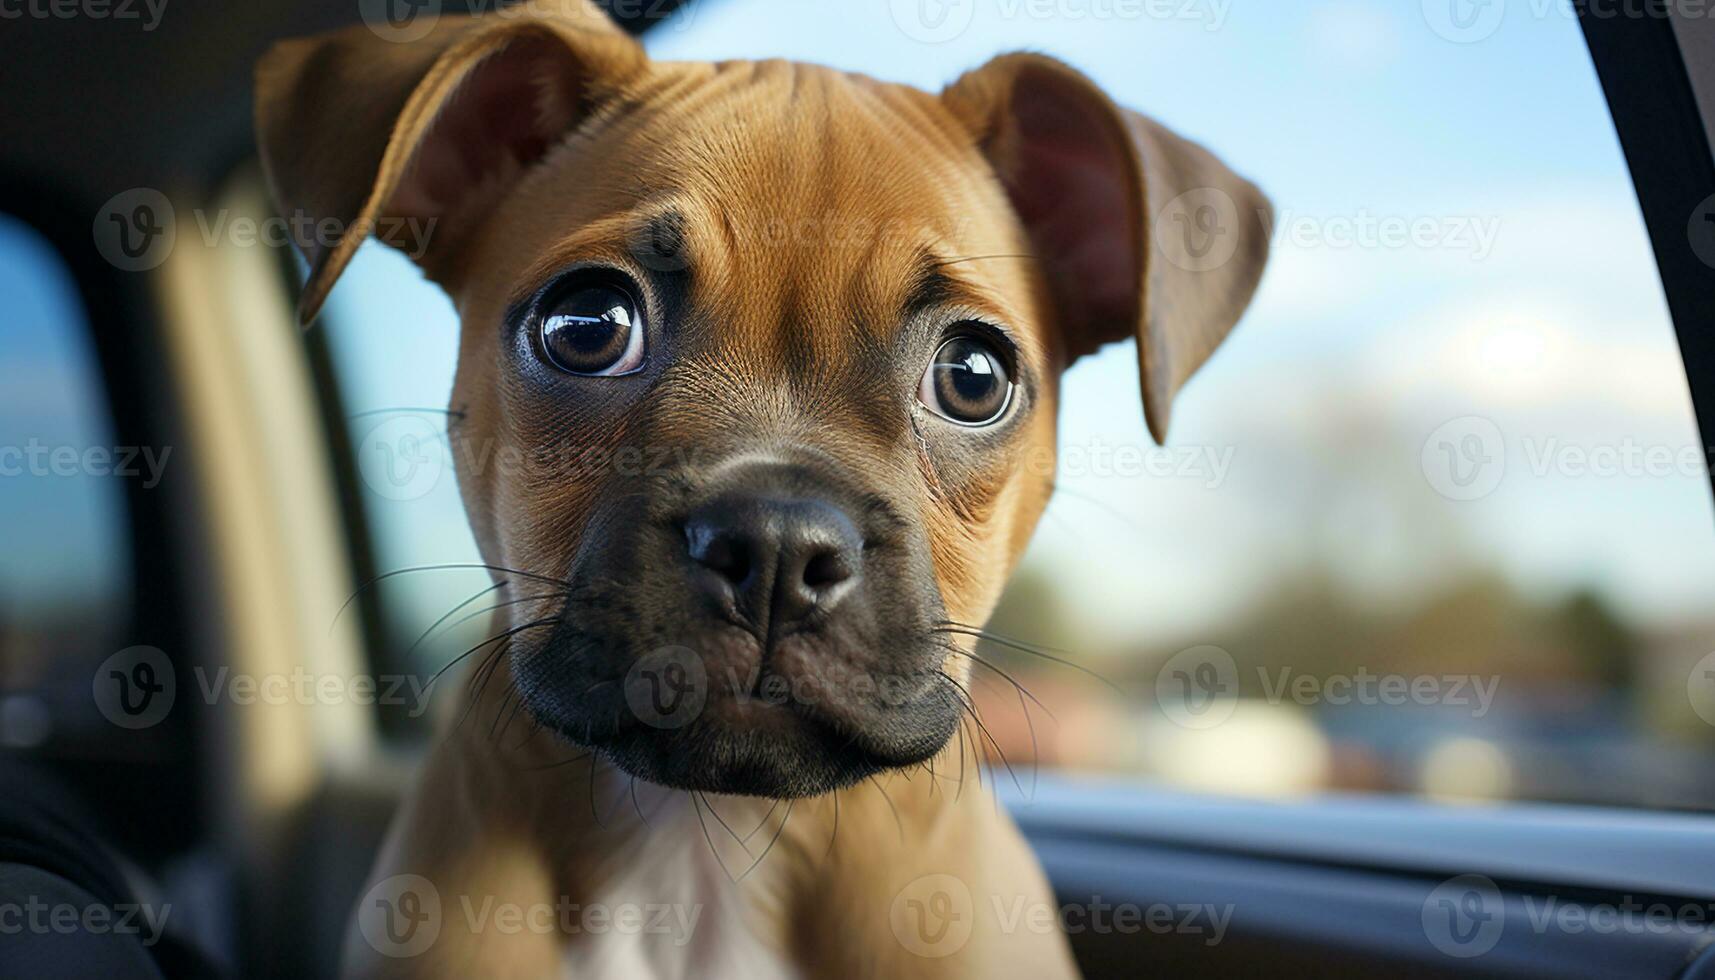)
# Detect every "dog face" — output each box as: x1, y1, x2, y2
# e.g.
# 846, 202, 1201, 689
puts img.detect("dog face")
257, 0, 1269, 797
